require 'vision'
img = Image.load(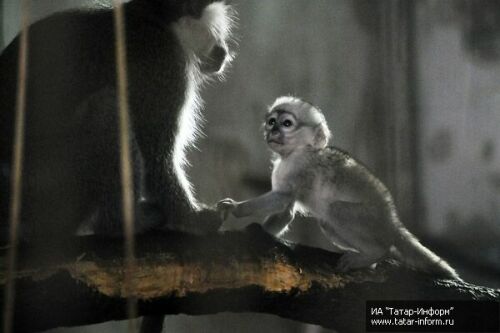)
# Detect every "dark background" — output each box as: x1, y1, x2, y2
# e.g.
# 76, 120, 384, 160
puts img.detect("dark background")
1, 0, 499, 332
